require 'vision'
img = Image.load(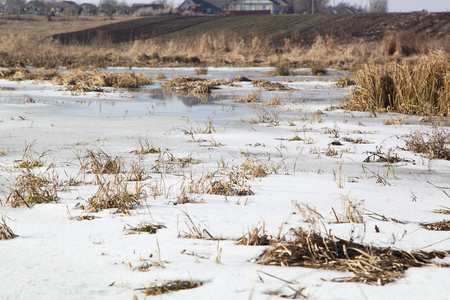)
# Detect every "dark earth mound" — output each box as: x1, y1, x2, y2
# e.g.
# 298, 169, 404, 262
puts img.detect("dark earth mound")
49, 12, 450, 46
